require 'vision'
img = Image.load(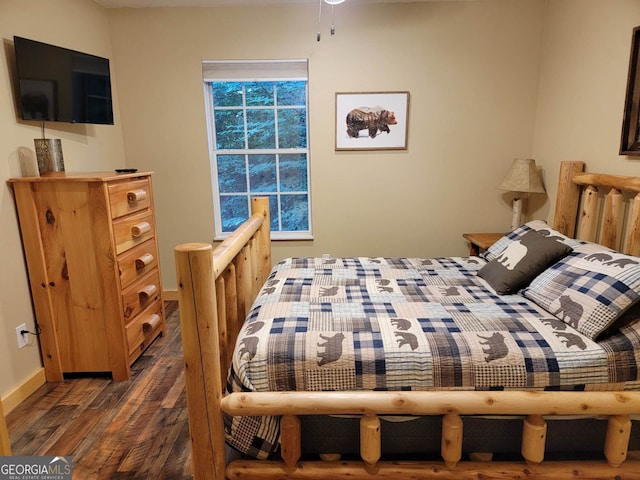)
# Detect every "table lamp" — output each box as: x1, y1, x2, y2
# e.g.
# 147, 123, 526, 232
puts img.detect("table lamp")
497, 158, 546, 230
